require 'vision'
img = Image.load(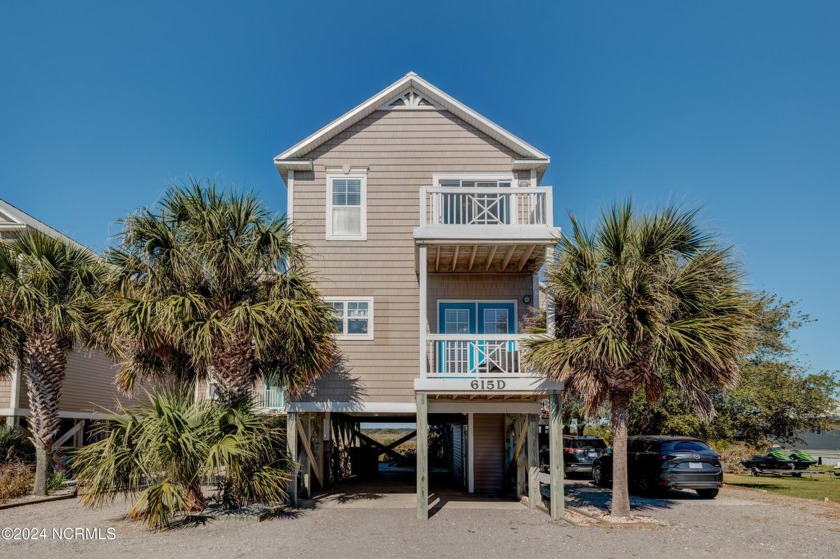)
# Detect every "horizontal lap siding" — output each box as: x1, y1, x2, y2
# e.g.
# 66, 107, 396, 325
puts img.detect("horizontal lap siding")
473, 413, 504, 494
0, 378, 10, 408
58, 350, 146, 413
293, 109, 521, 404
